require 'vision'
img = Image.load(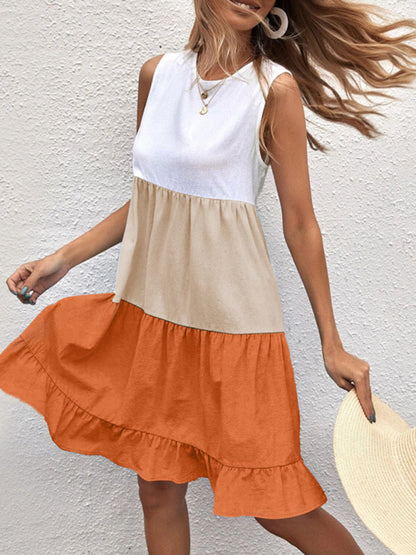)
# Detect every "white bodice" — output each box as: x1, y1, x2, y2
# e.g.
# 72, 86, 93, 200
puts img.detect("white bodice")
132, 49, 292, 205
